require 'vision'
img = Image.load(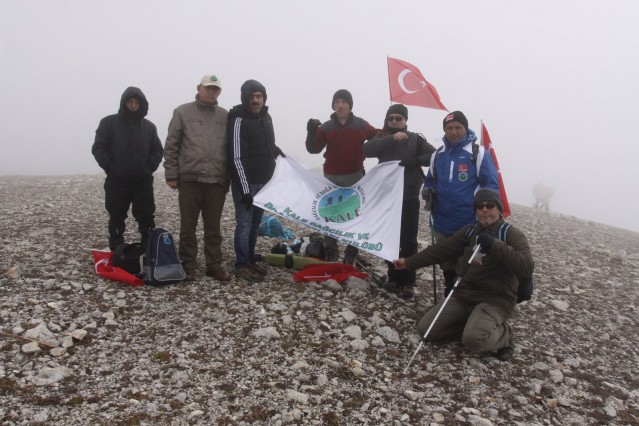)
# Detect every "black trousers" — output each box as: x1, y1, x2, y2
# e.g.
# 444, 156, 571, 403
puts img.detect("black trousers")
104, 177, 155, 249
386, 197, 420, 286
